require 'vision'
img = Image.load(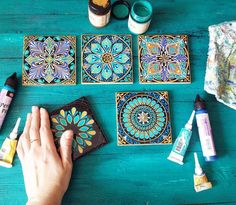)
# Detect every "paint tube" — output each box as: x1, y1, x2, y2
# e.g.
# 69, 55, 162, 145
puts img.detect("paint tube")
0, 73, 18, 130
168, 110, 195, 165
193, 152, 212, 192
194, 95, 216, 161
0, 118, 21, 168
